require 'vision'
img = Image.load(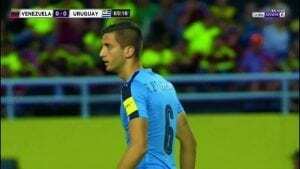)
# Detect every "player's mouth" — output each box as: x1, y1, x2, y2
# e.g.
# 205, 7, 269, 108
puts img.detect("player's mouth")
103, 61, 111, 70
103, 60, 109, 66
